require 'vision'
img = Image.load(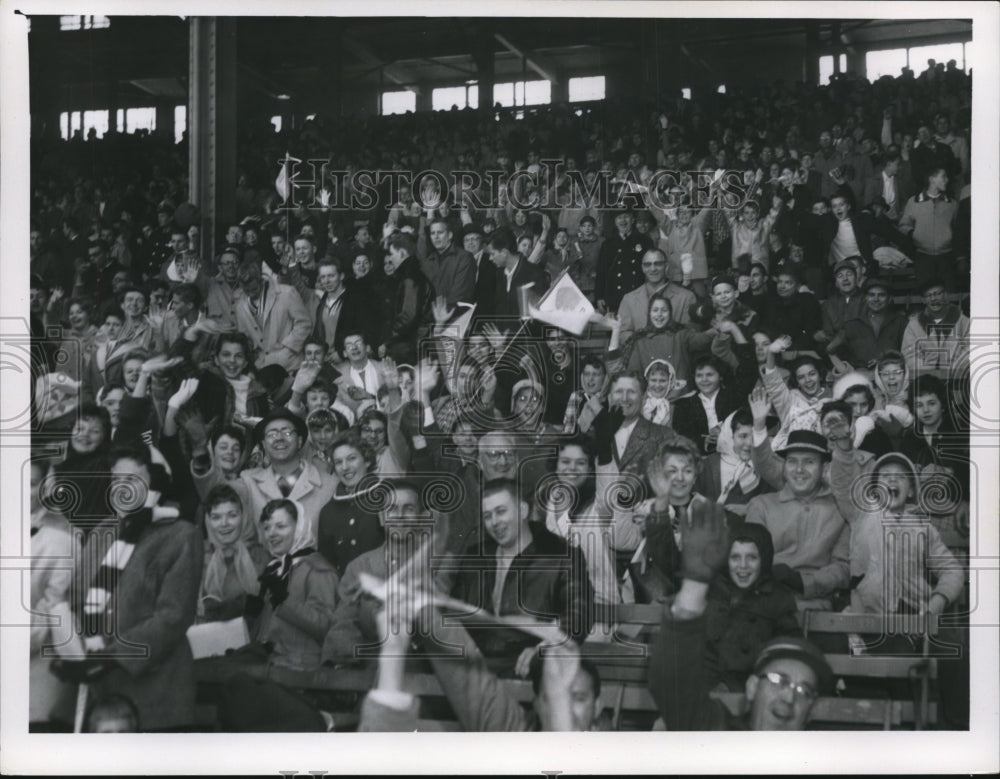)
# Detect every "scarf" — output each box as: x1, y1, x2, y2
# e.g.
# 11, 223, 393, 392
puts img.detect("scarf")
641, 395, 672, 426
716, 410, 760, 503
258, 545, 315, 602
201, 510, 262, 616
83, 505, 177, 650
